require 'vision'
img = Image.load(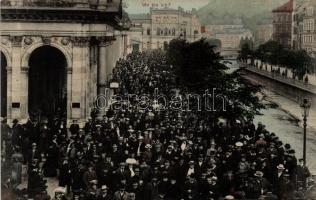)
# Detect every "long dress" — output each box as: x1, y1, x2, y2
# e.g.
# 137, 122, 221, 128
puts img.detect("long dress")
43, 142, 59, 177
11, 152, 23, 187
